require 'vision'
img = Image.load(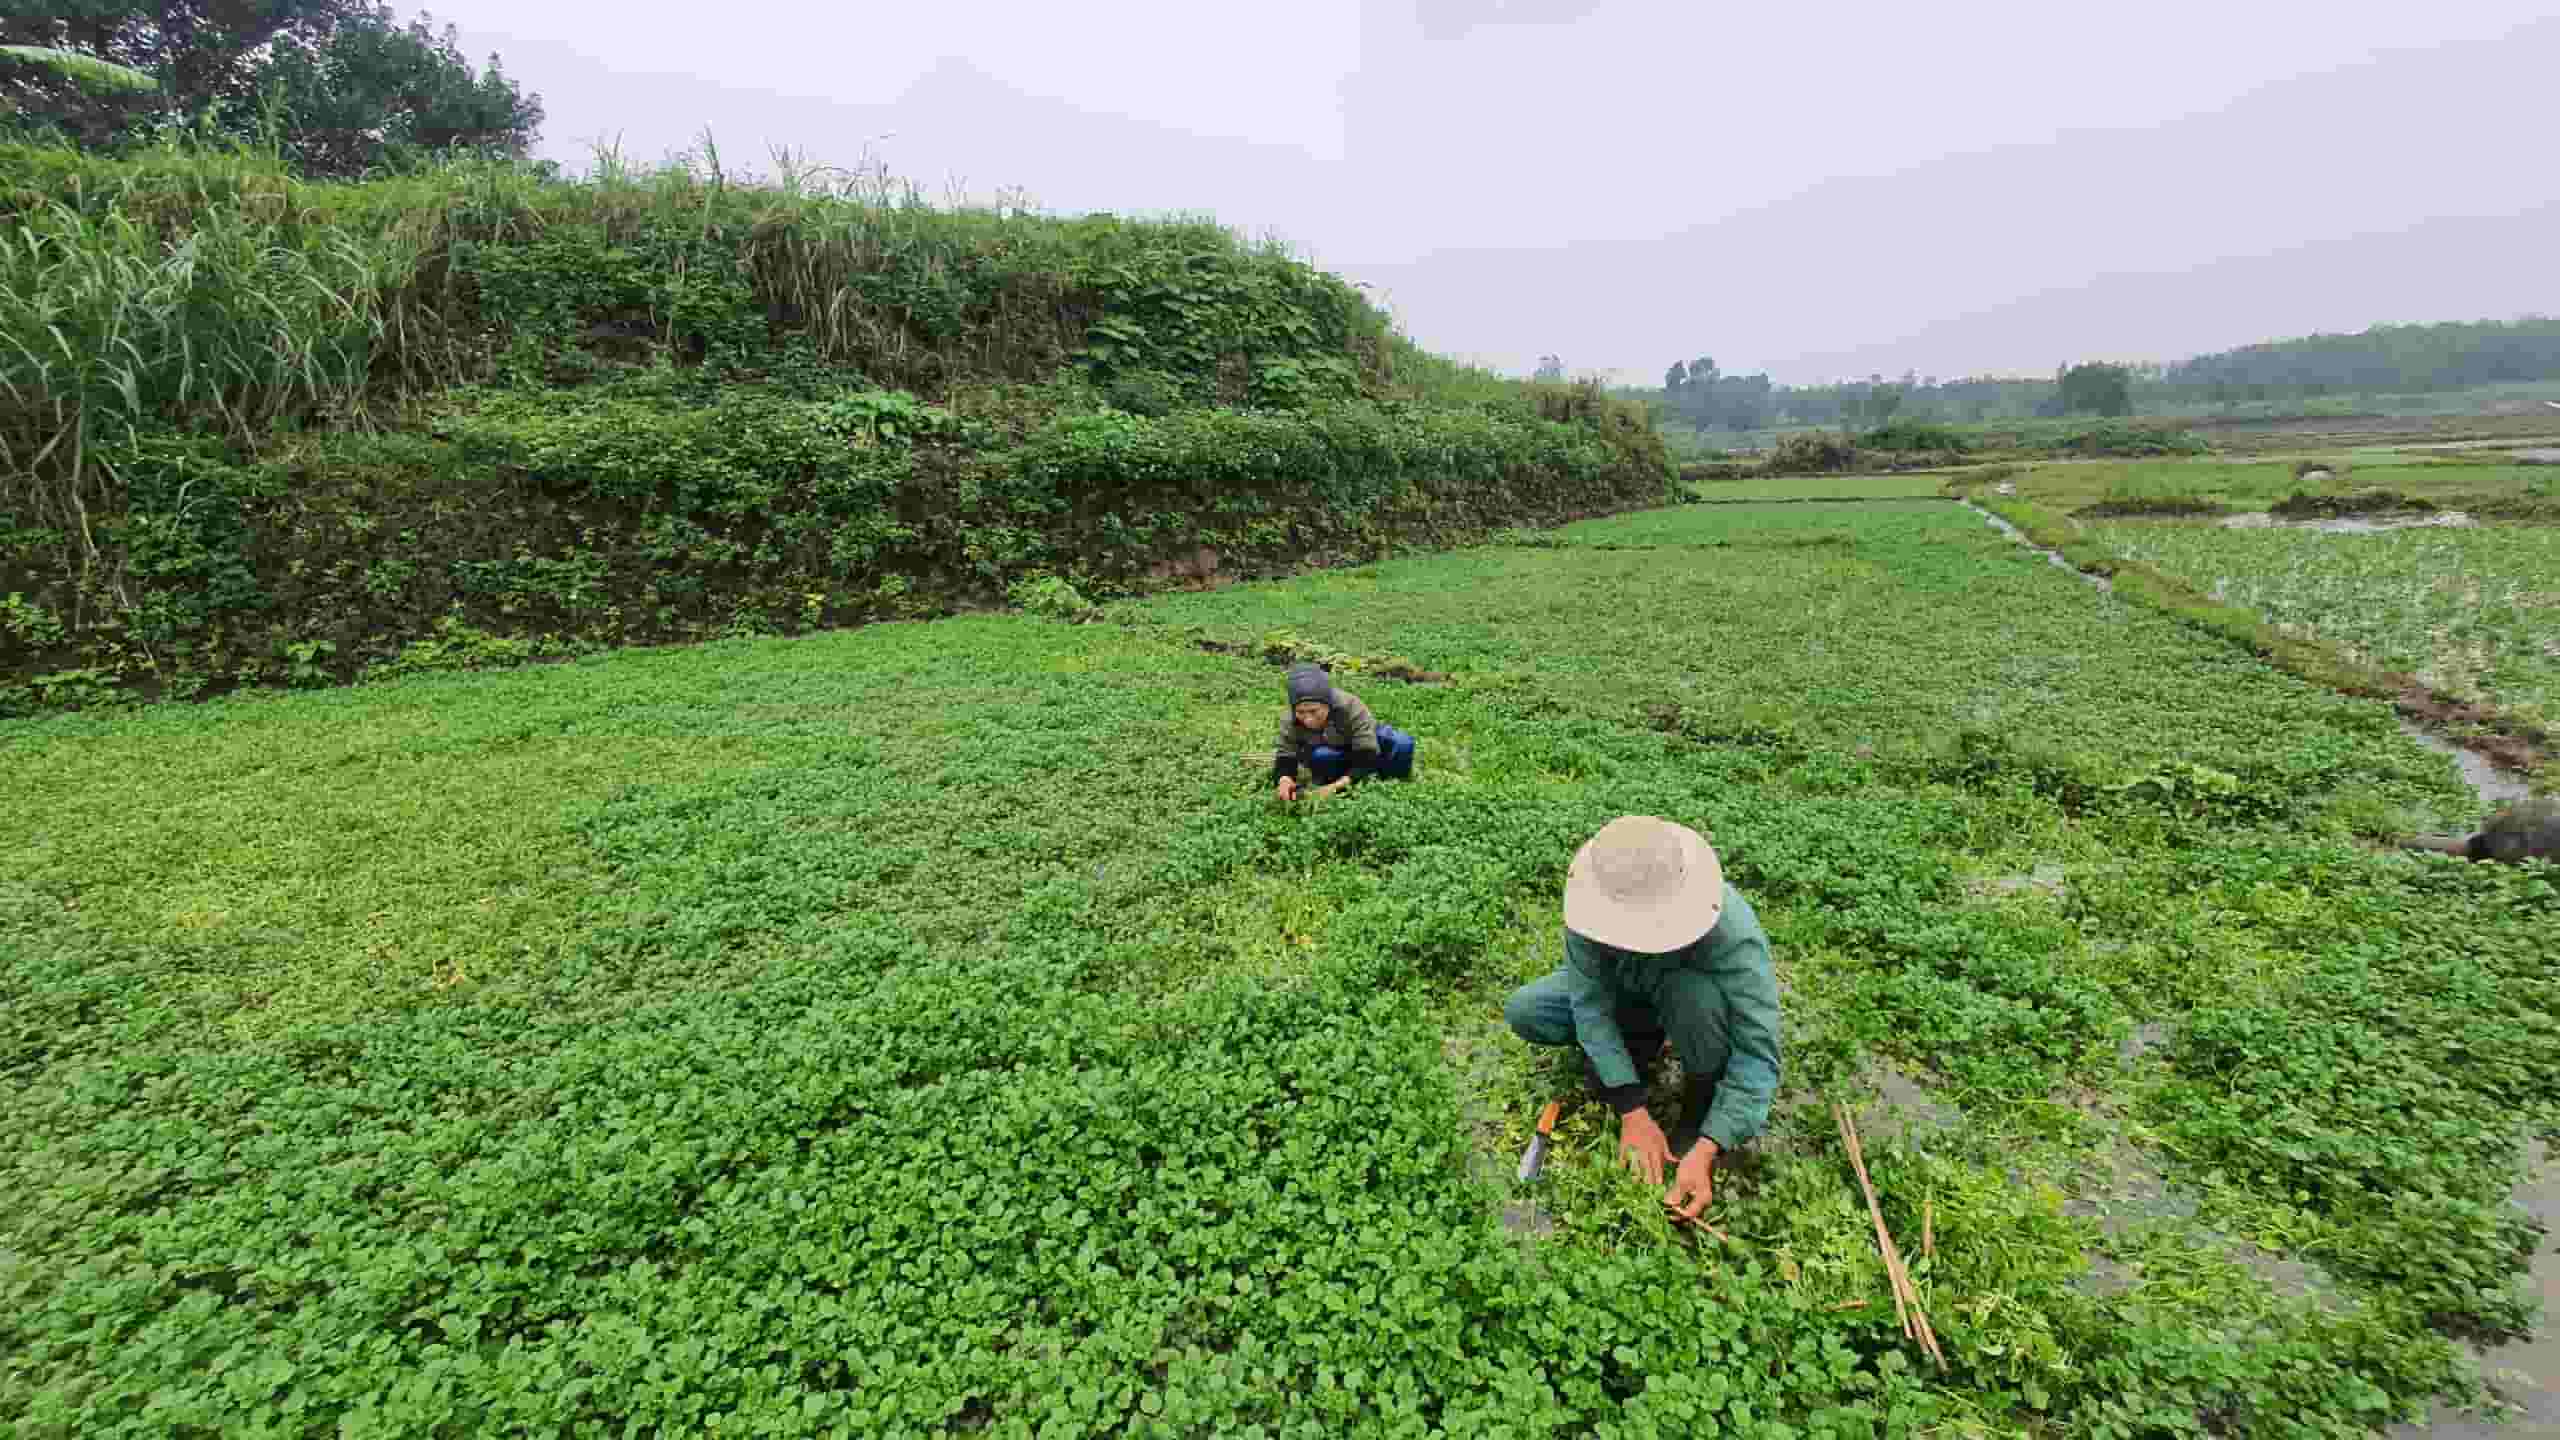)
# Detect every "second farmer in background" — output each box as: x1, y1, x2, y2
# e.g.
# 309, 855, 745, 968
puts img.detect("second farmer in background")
1272, 662, 1418, 800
